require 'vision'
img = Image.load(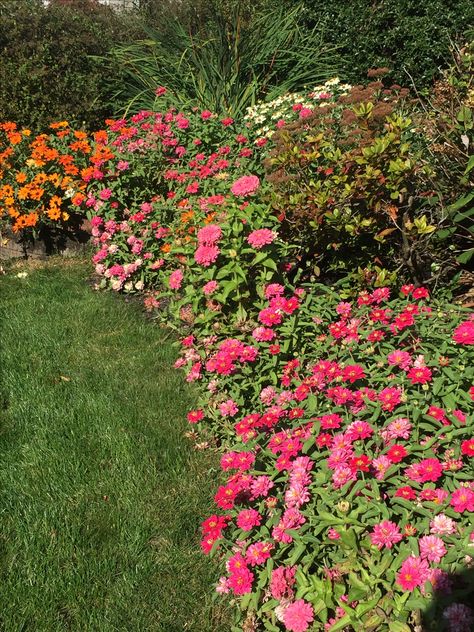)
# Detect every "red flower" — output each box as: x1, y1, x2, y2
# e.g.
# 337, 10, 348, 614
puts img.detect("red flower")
387, 444, 407, 463
461, 439, 474, 457
395, 486, 416, 500
350, 454, 371, 471
187, 409, 204, 424
406, 366, 432, 384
